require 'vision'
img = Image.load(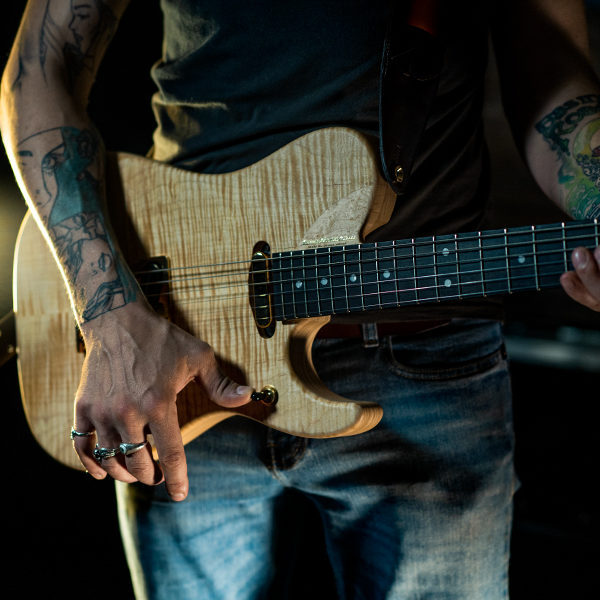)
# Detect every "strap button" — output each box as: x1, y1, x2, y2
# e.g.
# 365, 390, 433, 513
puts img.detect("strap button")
394, 165, 404, 183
